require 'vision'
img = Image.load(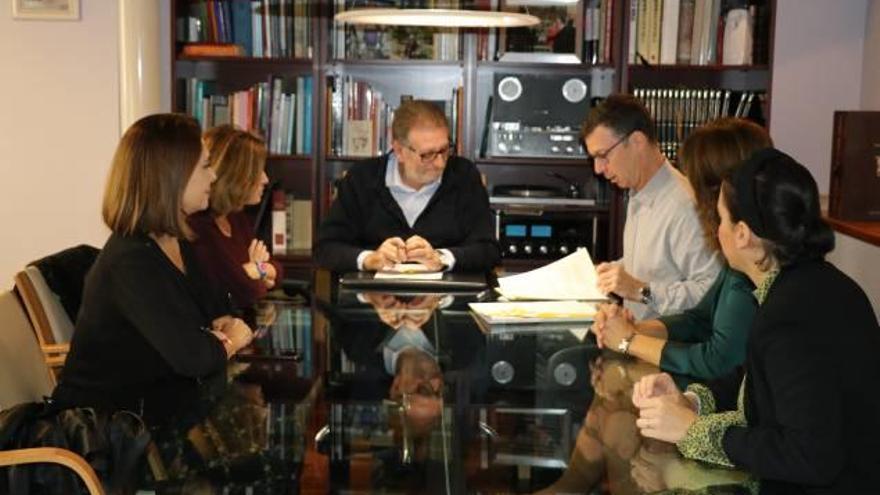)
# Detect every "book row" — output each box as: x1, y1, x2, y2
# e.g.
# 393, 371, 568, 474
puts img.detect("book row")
183, 76, 313, 155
